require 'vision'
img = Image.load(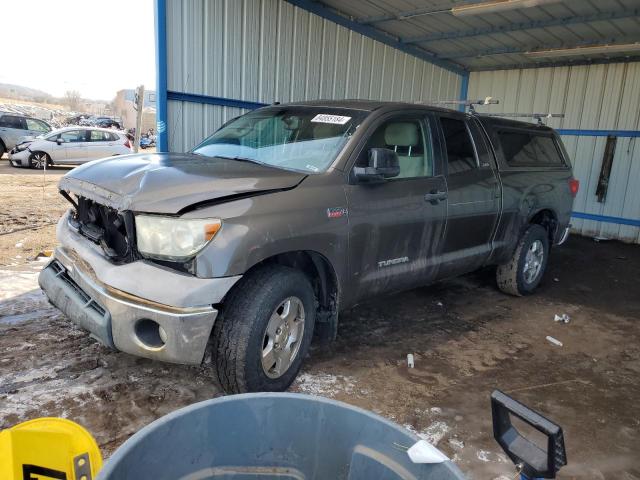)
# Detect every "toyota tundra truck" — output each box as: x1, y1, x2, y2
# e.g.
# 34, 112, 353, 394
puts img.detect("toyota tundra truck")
39, 100, 578, 393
